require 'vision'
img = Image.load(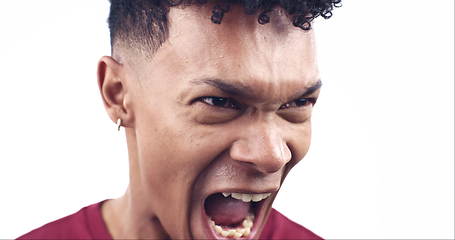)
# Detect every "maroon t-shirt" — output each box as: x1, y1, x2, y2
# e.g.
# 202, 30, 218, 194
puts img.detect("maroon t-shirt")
18, 201, 322, 239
